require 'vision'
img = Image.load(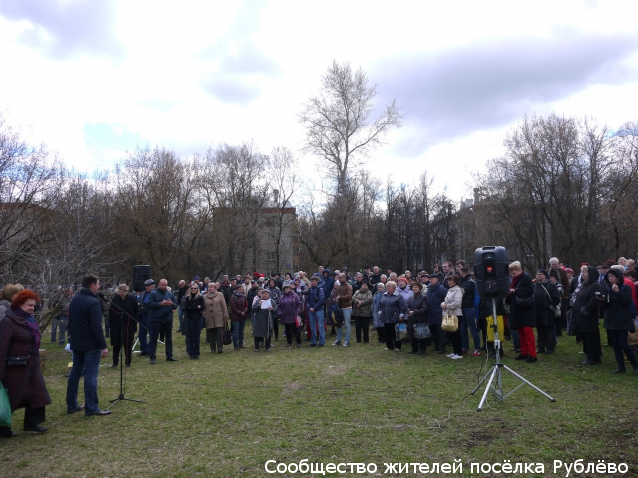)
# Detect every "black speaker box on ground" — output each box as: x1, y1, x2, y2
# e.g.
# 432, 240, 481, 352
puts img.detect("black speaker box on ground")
133, 265, 151, 292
